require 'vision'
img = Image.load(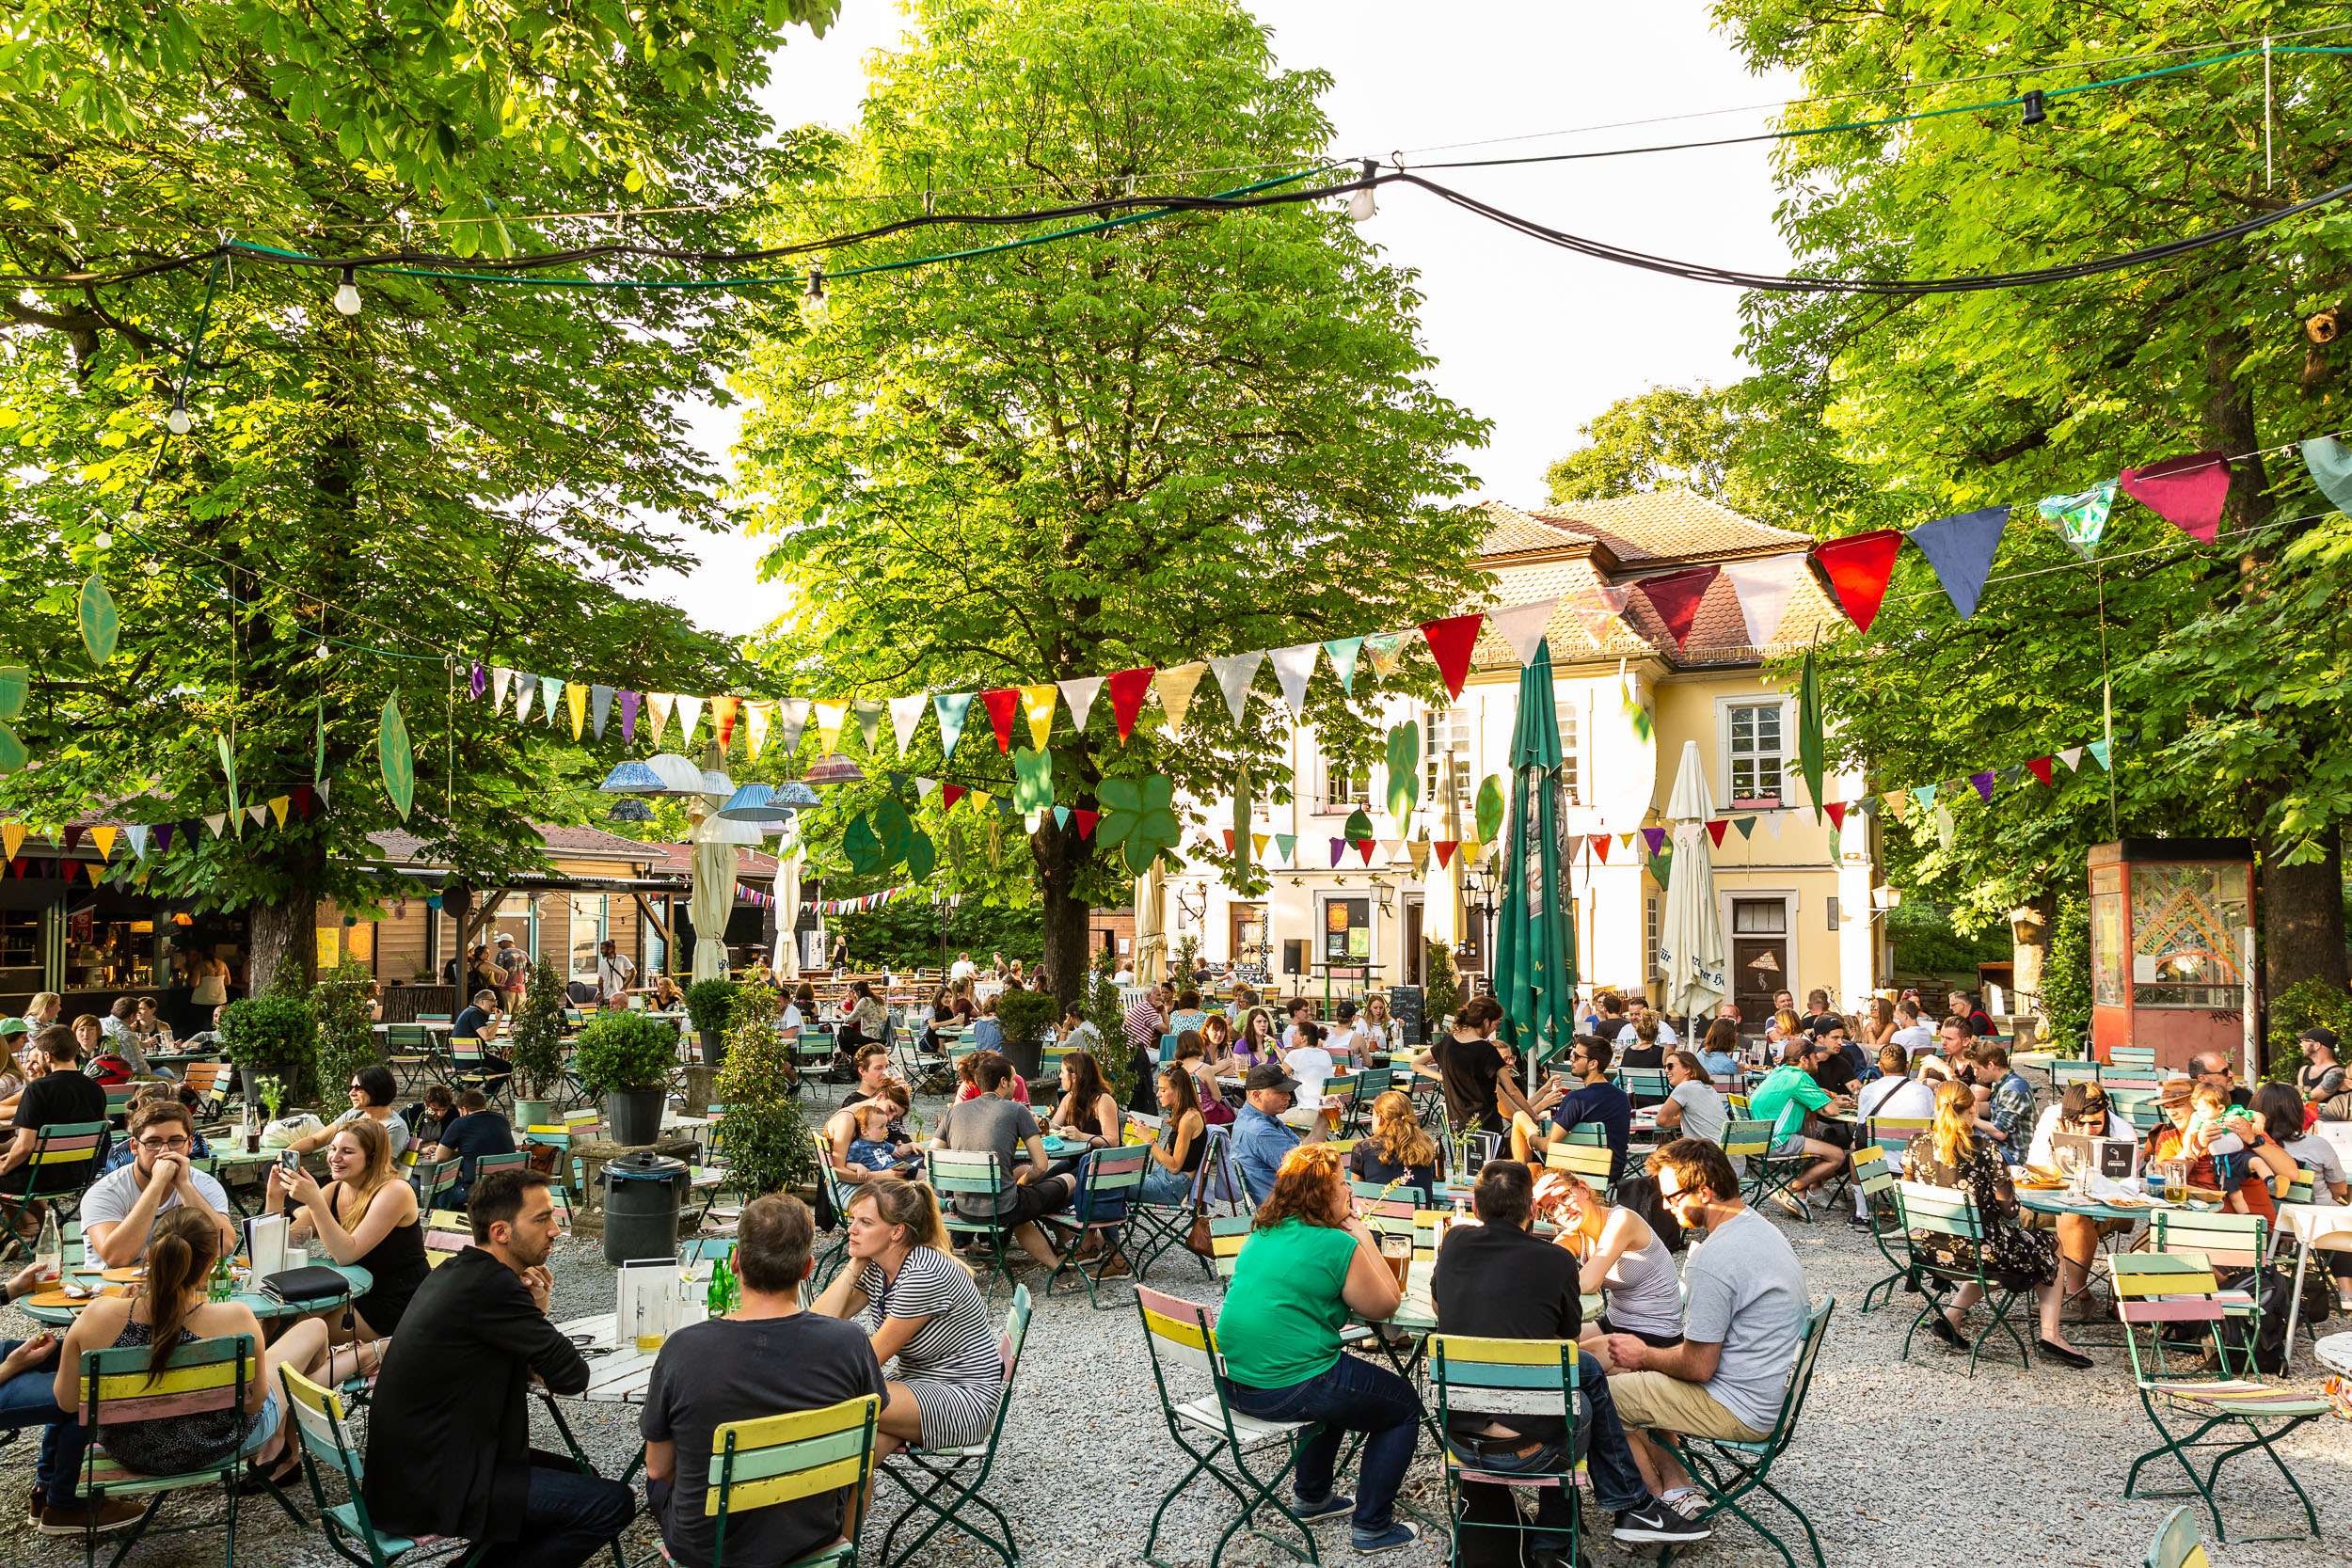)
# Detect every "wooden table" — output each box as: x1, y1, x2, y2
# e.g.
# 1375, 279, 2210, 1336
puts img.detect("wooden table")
19, 1260, 372, 1329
